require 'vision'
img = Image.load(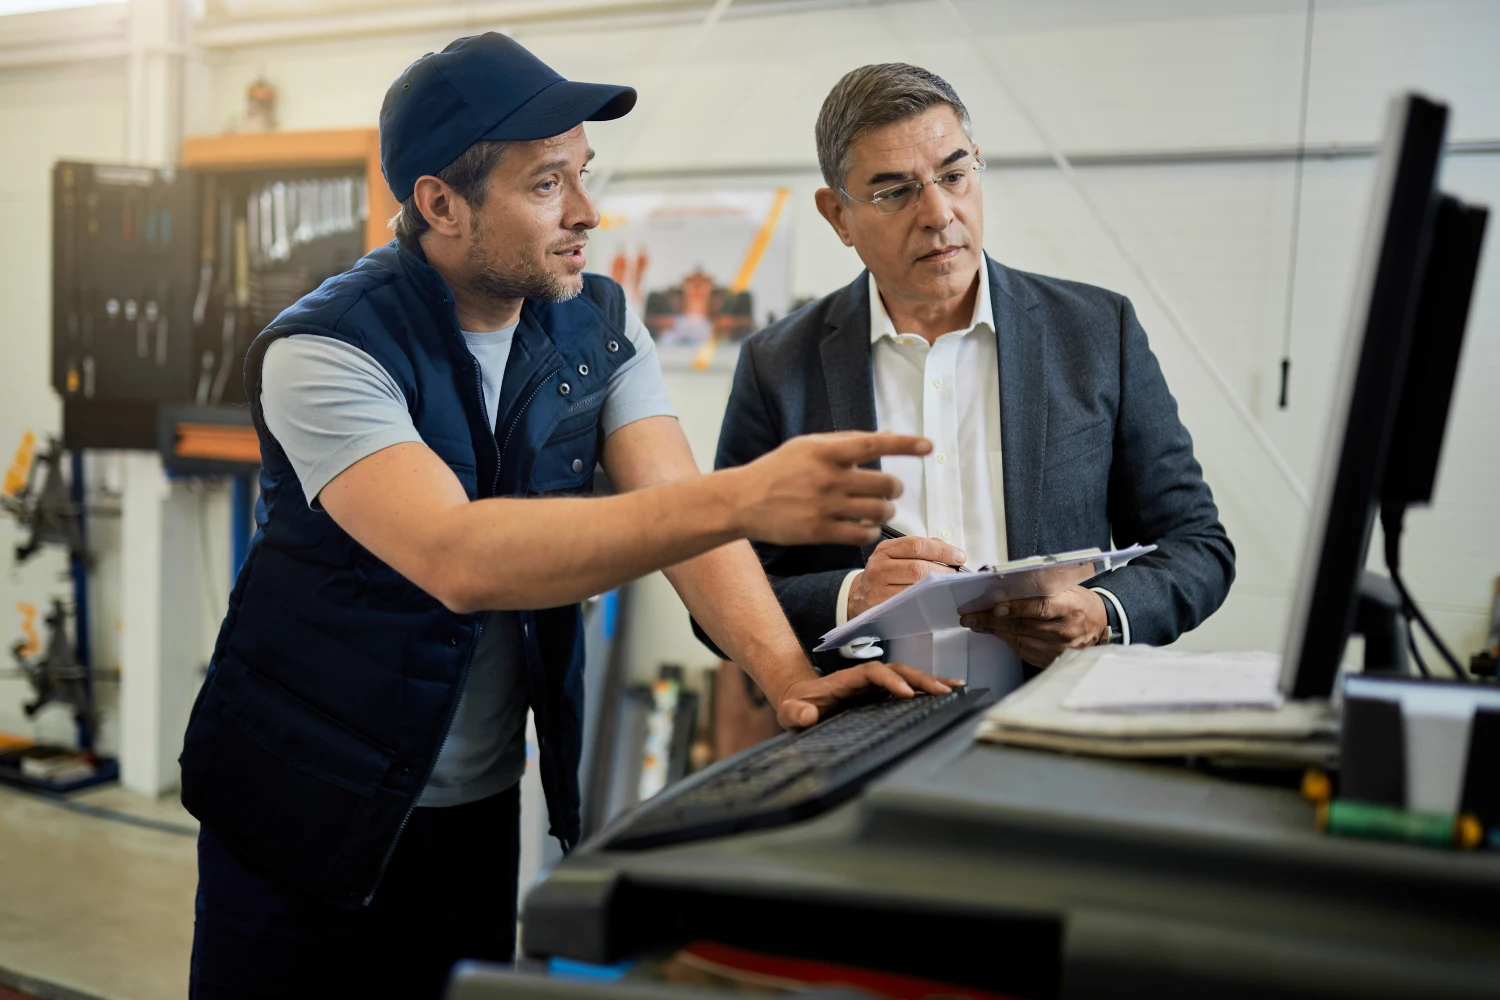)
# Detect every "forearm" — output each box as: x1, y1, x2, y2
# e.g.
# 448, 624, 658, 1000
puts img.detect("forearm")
665, 540, 819, 707
325, 420, 921, 618
764, 563, 859, 665
428, 471, 750, 612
